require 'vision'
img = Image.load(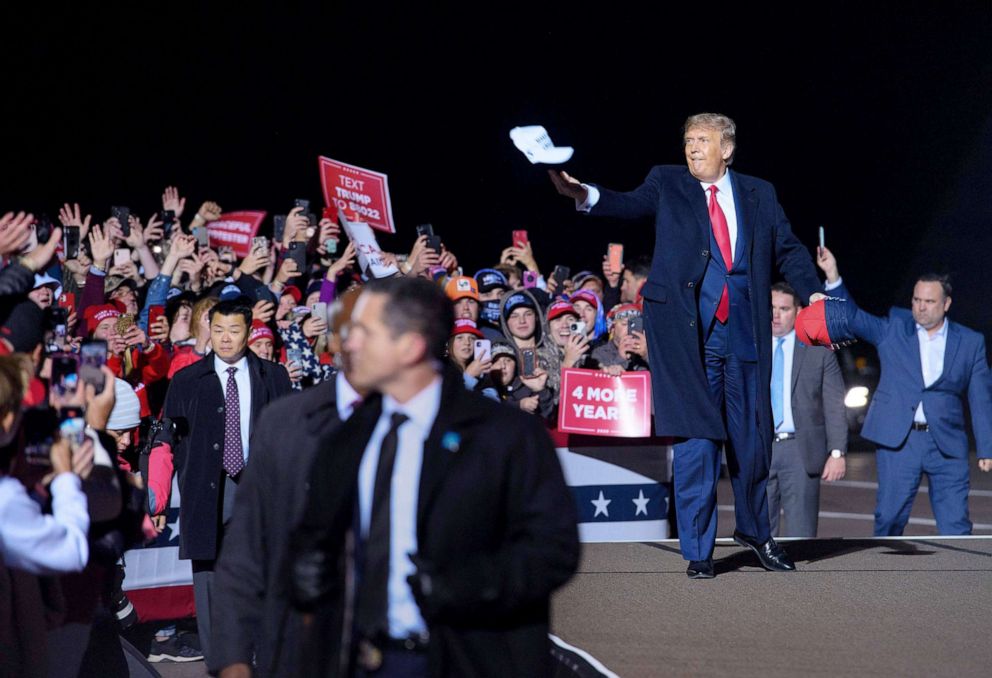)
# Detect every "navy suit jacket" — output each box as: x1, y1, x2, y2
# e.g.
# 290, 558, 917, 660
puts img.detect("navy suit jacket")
592, 165, 820, 441
834, 281, 992, 458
